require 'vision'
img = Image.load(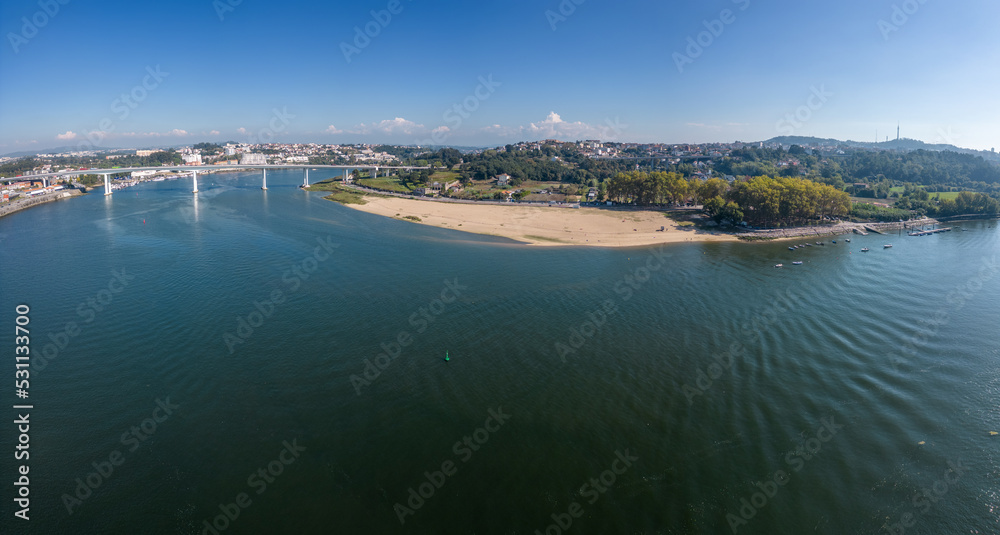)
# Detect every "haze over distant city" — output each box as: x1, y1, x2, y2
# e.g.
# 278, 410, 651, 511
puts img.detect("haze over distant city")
2, 0, 998, 152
